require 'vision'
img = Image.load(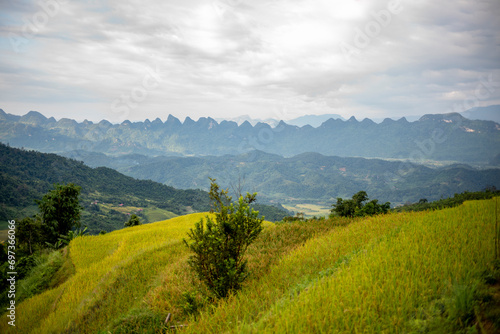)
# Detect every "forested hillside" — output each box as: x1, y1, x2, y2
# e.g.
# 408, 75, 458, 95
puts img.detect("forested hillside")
65, 150, 500, 207
0, 143, 210, 233
0, 144, 289, 233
